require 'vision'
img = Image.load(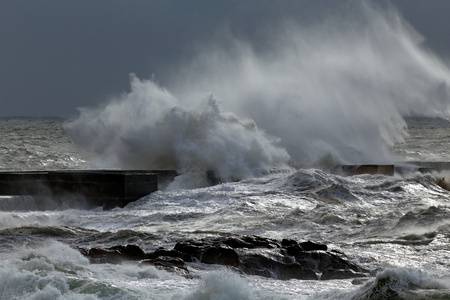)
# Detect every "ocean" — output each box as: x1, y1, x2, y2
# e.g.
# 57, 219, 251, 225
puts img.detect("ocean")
2, 2, 450, 299
0, 116, 449, 299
